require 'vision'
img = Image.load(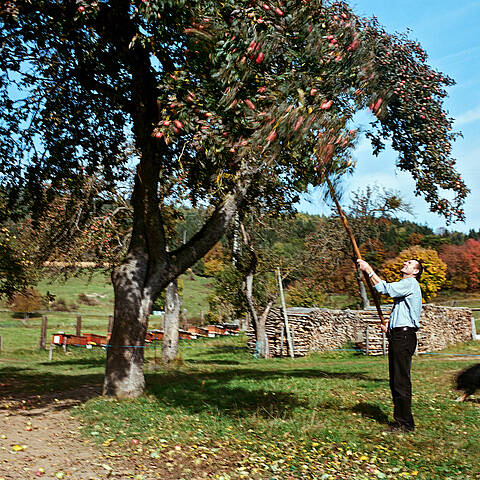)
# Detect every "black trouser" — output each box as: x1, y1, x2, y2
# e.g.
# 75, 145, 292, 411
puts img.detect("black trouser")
388, 327, 417, 430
